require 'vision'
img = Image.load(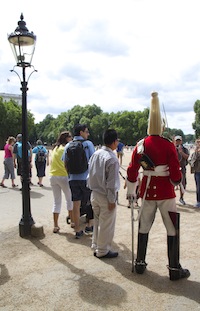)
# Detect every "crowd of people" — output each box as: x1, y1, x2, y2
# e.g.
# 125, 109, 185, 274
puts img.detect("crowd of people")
0, 93, 200, 280
0, 133, 49, 191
